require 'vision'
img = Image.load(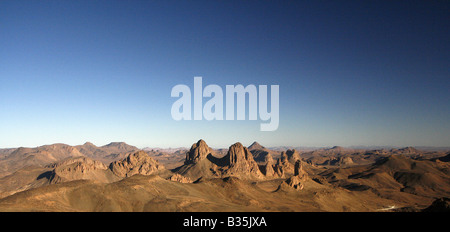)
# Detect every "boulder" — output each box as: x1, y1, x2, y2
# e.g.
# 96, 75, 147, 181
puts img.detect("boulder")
168, 173, 193, 183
